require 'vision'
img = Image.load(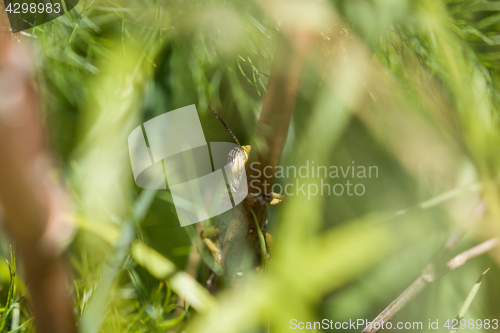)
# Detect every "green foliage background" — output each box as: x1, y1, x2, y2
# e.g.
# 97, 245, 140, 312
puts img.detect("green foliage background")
1, 0, 500, 332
